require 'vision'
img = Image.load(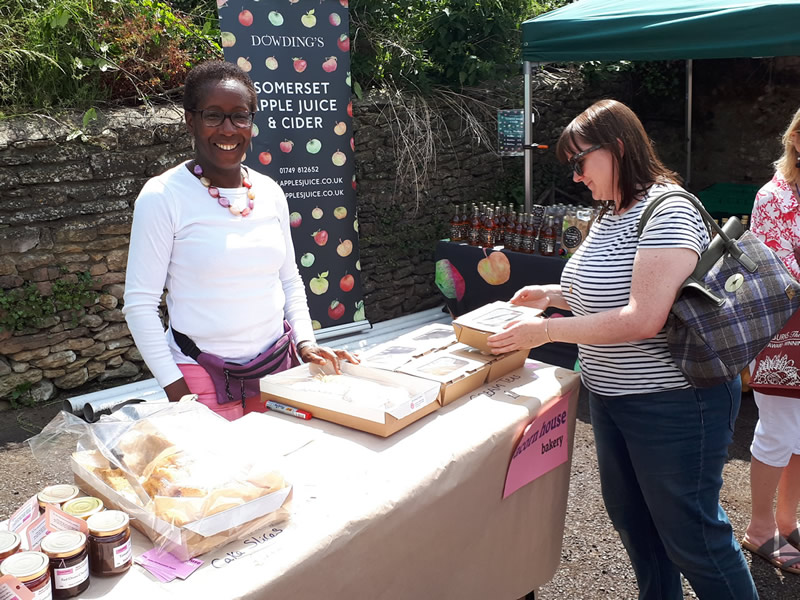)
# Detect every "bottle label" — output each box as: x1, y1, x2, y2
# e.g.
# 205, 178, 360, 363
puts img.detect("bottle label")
54, 555, 89, 589
450, 225, 460, 240
114, 538, 133, 568
522, 236, 533, 252
469, 229, 479, 244
562, 226, 583, 250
